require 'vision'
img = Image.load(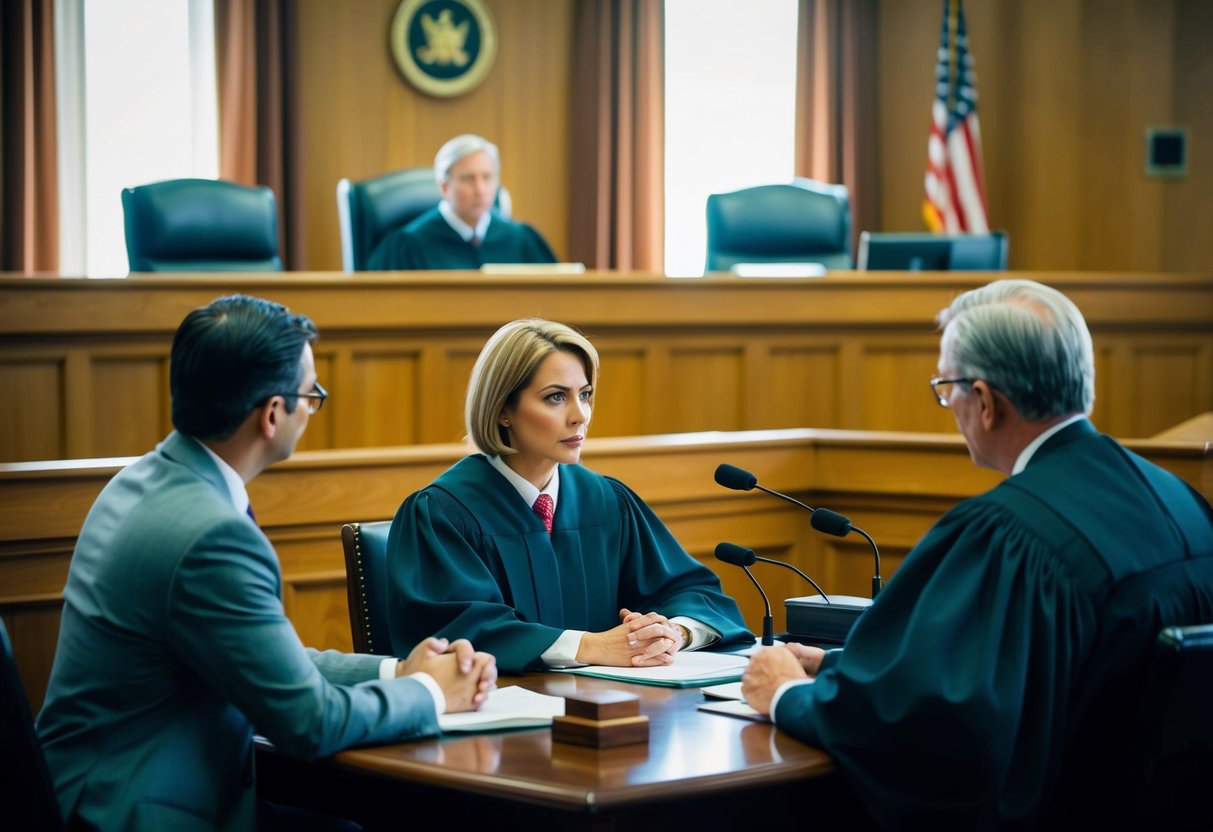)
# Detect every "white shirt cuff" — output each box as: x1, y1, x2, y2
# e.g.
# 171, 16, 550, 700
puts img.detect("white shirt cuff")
541, 629, 588, 667
670, 616, 719, 651
381, 658, 444, 717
